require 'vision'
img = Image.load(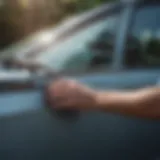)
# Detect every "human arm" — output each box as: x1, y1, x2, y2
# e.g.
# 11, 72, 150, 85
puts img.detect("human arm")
95, 87, 160, 119
47, 79, 160, 119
